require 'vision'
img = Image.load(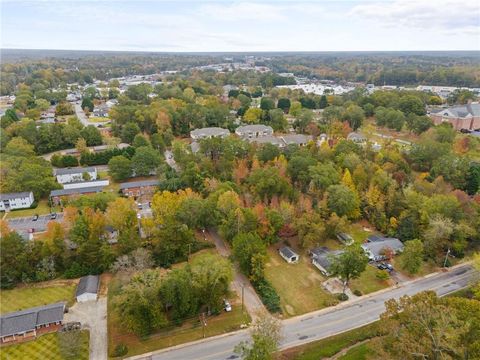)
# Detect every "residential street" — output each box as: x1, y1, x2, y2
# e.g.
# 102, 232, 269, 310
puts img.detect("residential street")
64, 298, 108, 360
207, 229, 267, 320
73, 102, 90, 127
127, 264, 477, 360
